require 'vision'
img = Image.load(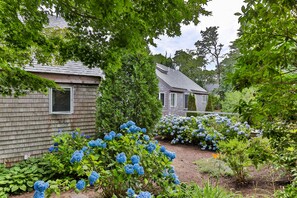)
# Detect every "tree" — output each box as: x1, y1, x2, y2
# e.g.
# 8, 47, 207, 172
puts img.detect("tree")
195, 26, 224, 85
96, 52, 162, 134
0, 0, 210, 96
151, 53, 173, 68
187, 93, 197, 117
233, 0, 297, 124
173, 50, 216, 87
